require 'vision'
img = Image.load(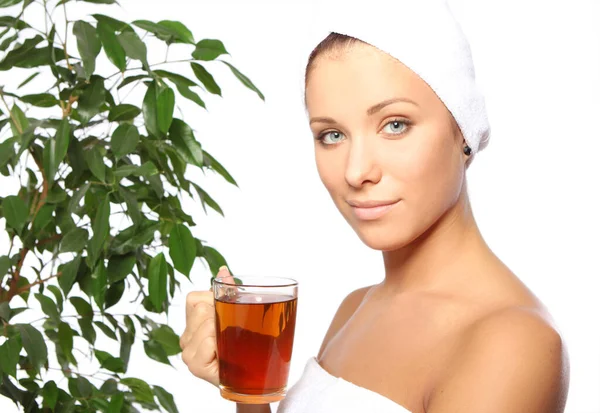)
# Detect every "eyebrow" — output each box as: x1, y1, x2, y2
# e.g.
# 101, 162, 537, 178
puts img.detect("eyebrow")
309, 97, 419, 125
